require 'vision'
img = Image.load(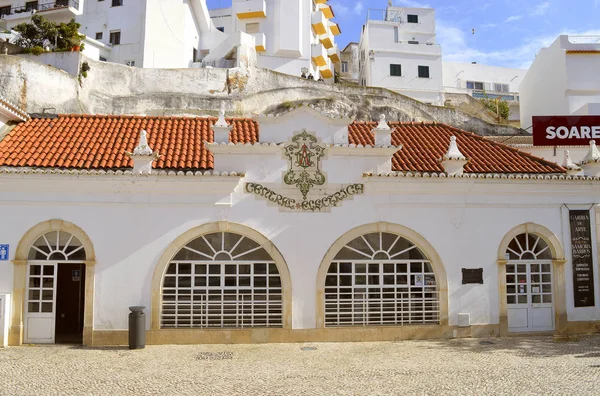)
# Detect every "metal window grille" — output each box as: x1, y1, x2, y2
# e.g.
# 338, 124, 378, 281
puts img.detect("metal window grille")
324, 232, 440, 327
161, 232, 283, 329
